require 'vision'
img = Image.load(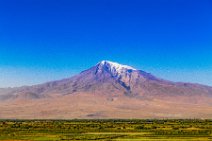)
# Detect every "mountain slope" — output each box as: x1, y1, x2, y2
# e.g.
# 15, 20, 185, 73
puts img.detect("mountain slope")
0, 60, 212, 119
